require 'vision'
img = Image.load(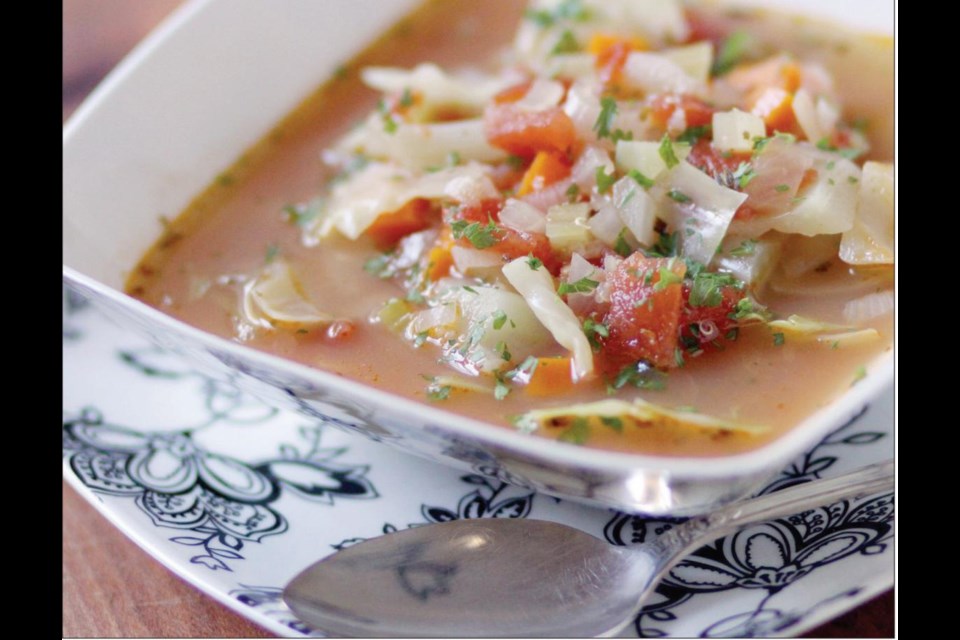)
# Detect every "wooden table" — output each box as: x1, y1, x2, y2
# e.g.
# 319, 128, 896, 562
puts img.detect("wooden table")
62, 1, 894, 636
